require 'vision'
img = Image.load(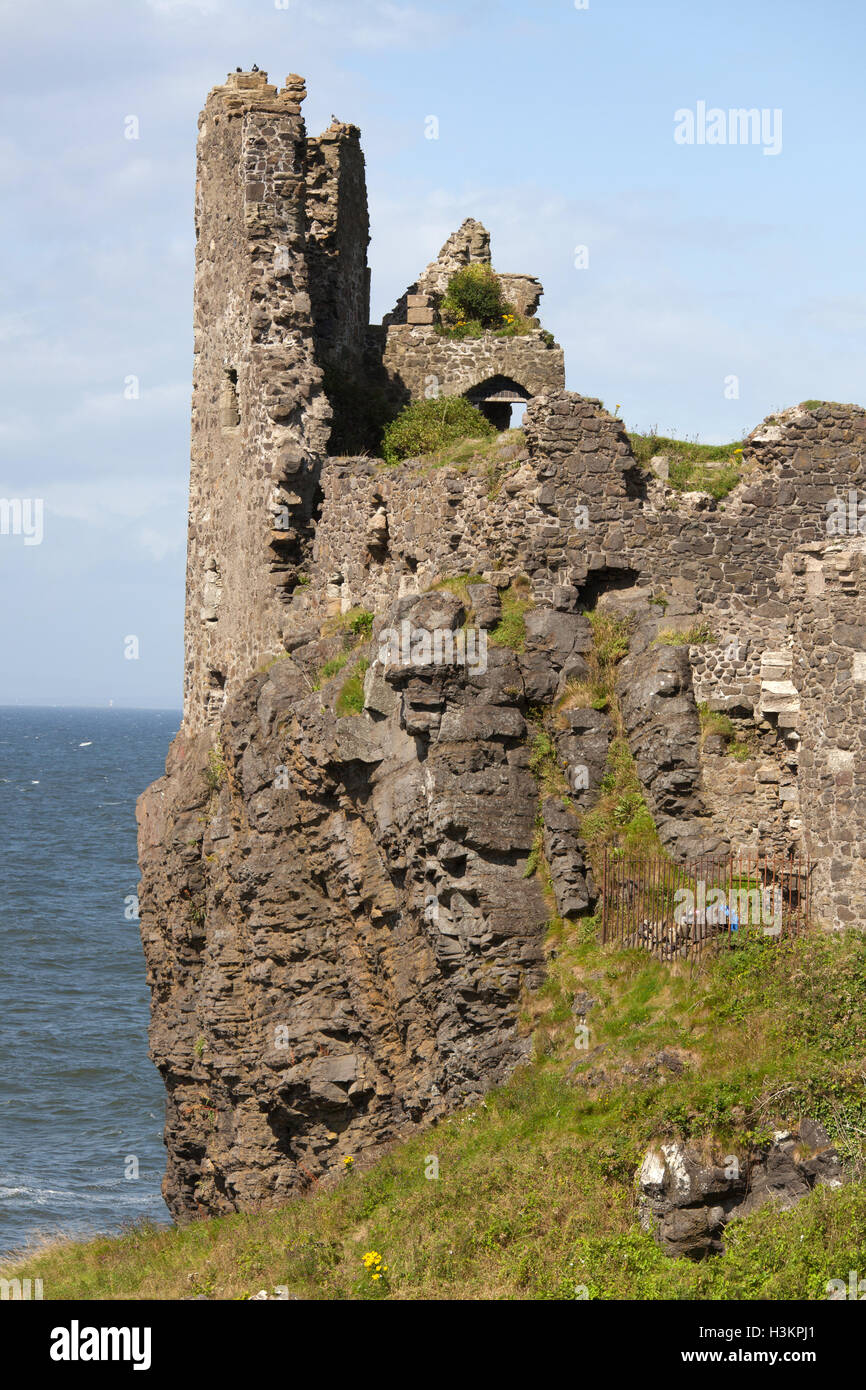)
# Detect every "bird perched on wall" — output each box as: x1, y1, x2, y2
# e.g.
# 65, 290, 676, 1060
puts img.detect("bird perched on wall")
236, 67, 242, 72
252, 64, 259, 72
